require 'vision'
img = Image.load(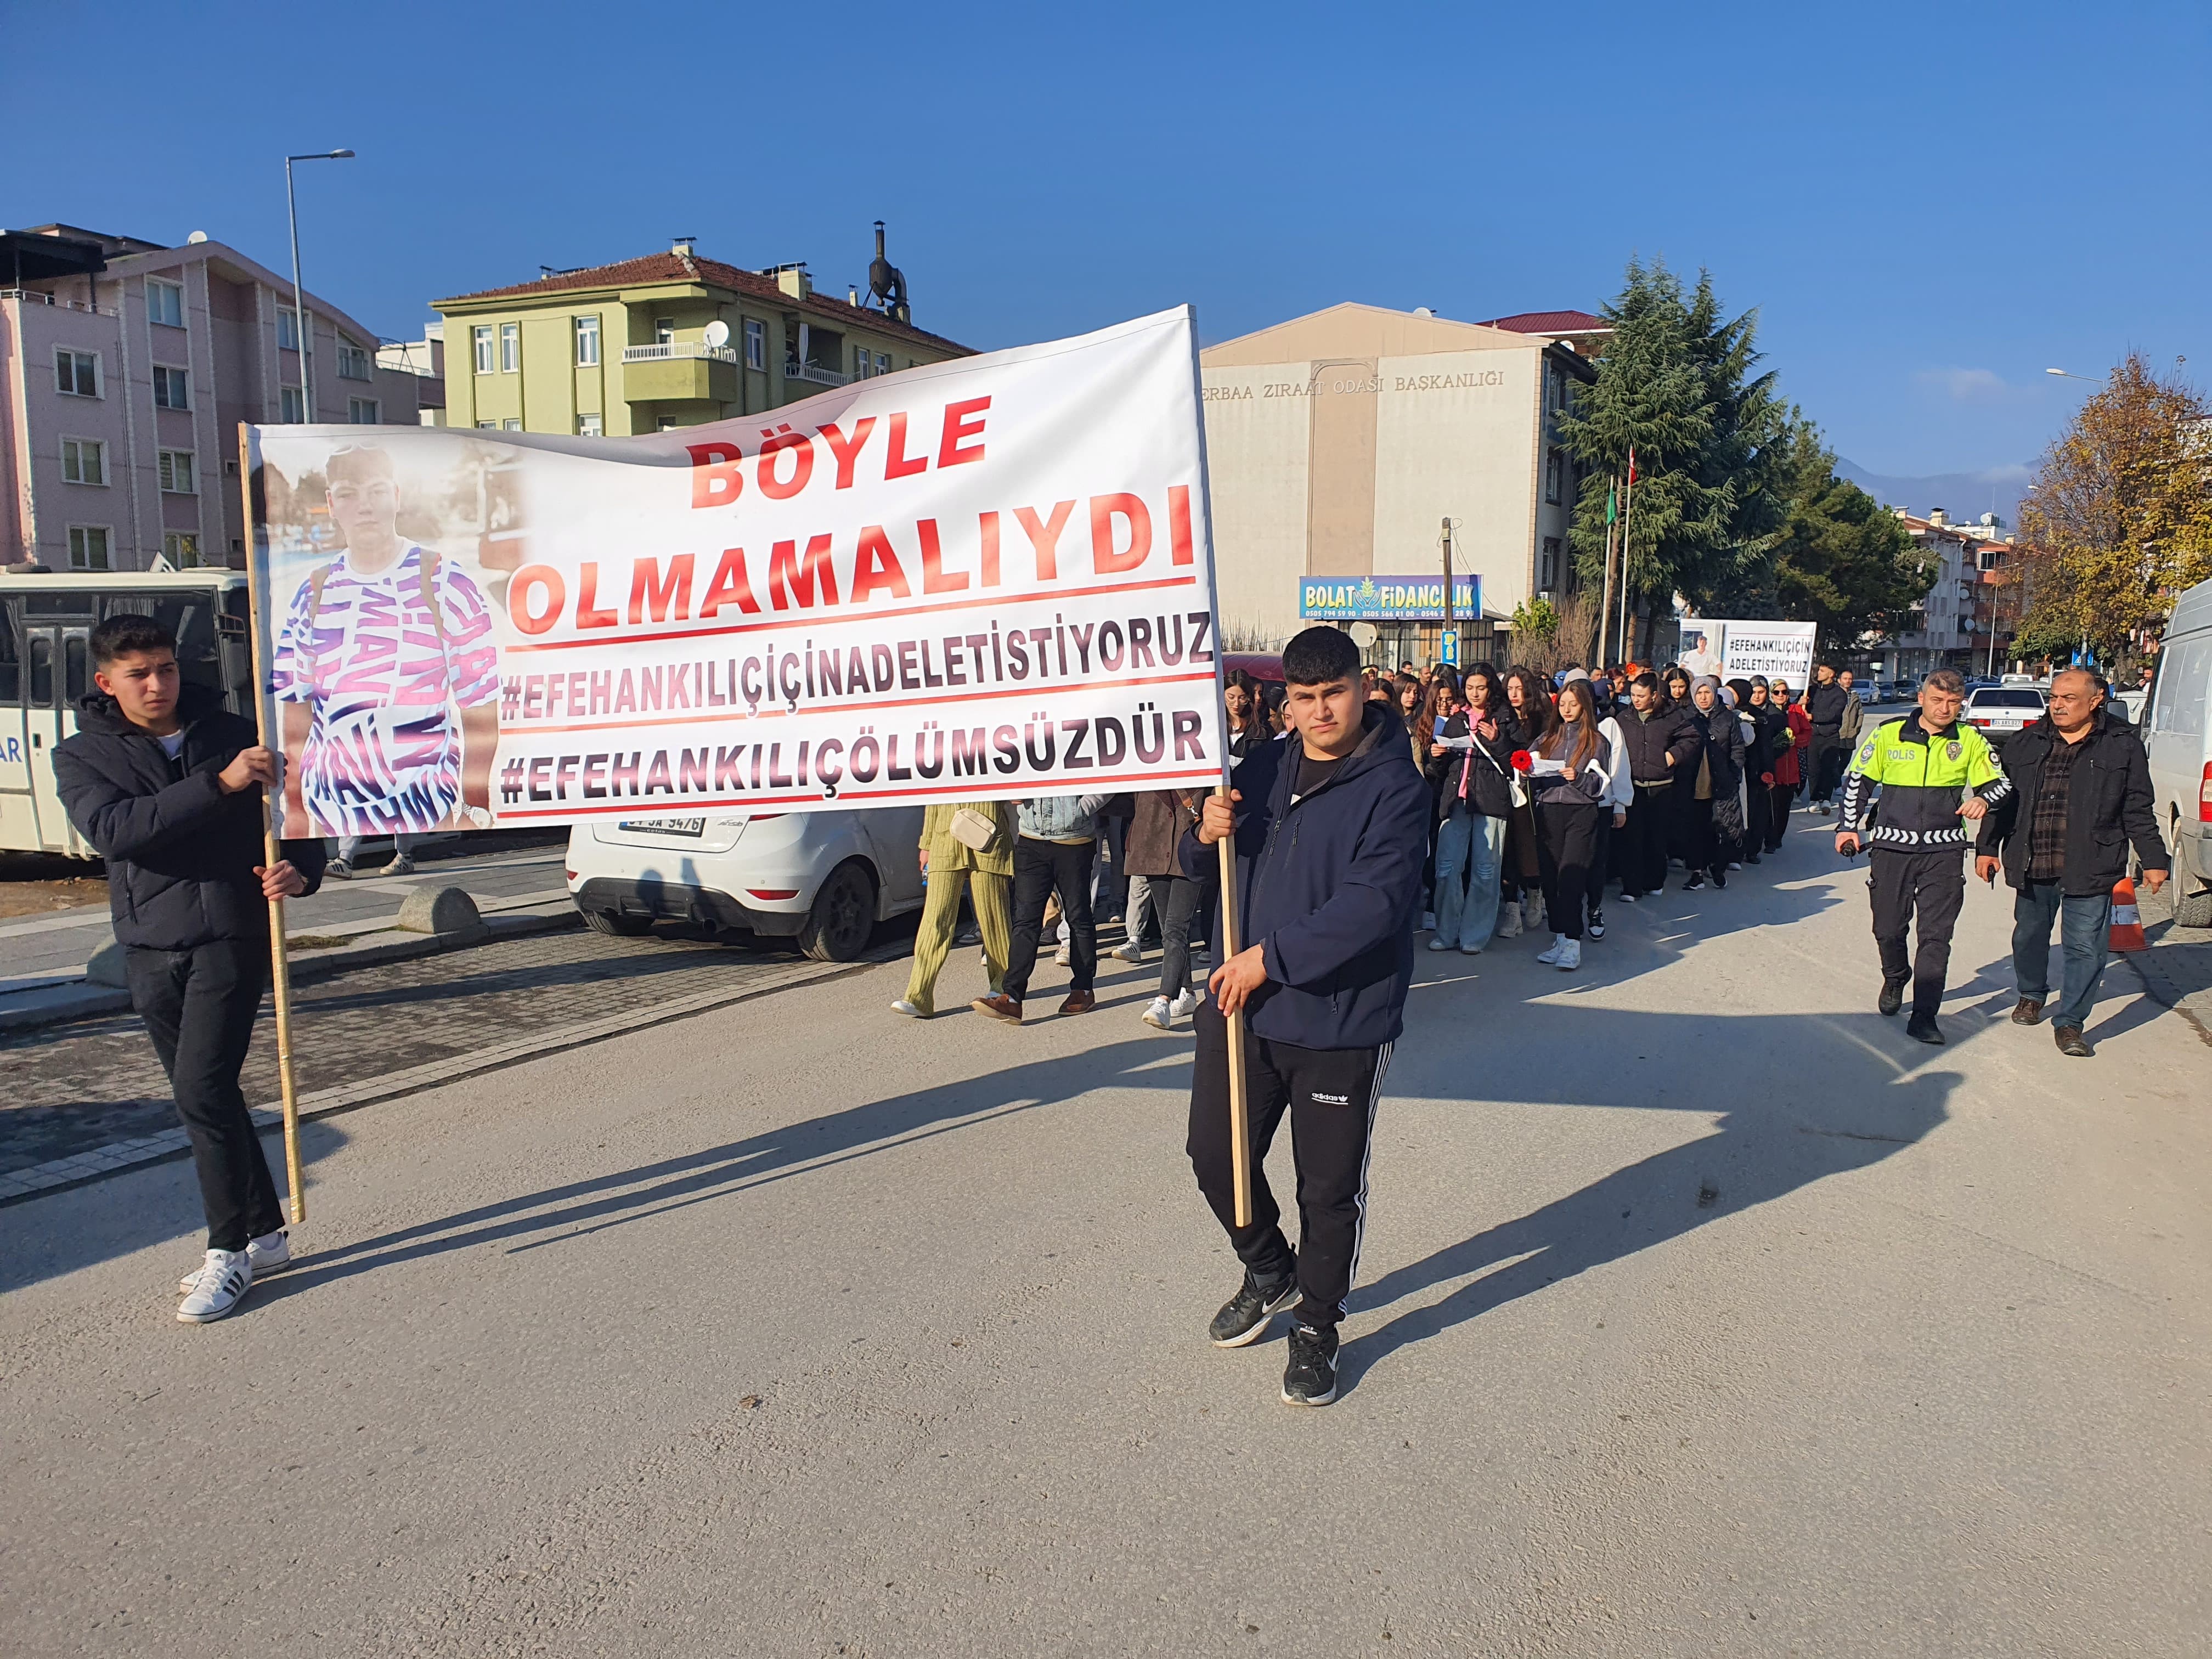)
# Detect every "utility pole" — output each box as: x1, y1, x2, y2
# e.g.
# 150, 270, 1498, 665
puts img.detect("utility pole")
1441, 516, 1454, 668
284, 149, 355, 420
